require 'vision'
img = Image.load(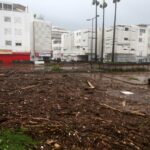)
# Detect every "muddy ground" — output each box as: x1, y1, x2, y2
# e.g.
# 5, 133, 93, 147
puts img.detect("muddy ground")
0, 65, 150, 150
